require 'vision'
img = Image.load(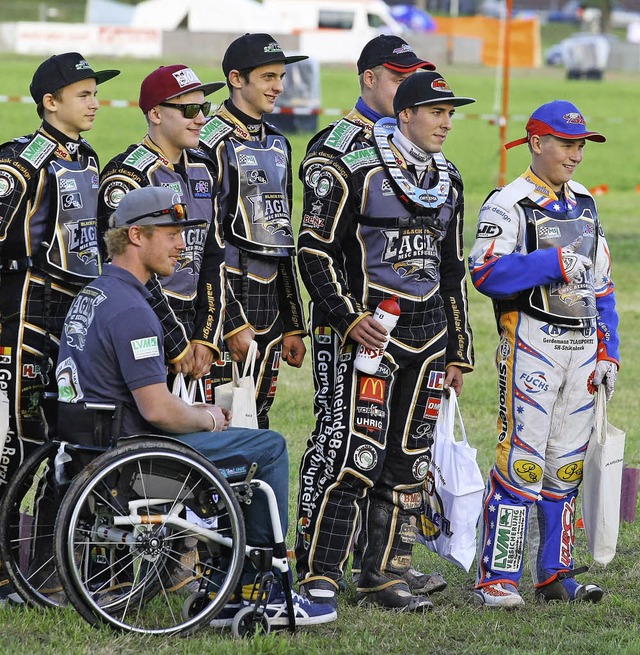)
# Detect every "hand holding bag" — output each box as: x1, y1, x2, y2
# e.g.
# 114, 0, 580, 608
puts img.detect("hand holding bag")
418, 392, 485, 571
581, 390, 626, 566
214, 341, 259, 429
